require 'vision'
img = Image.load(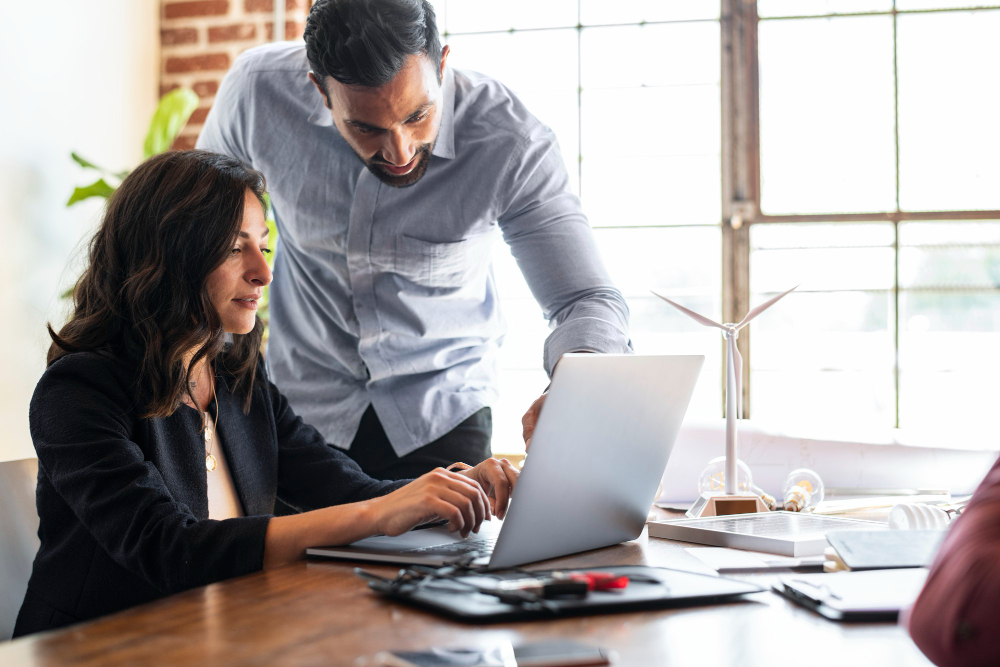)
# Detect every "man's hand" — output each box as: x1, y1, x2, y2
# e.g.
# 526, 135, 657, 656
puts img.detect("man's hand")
458, 457, 520, 519
370, 468, 491, 538
521, 393, 547, 450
